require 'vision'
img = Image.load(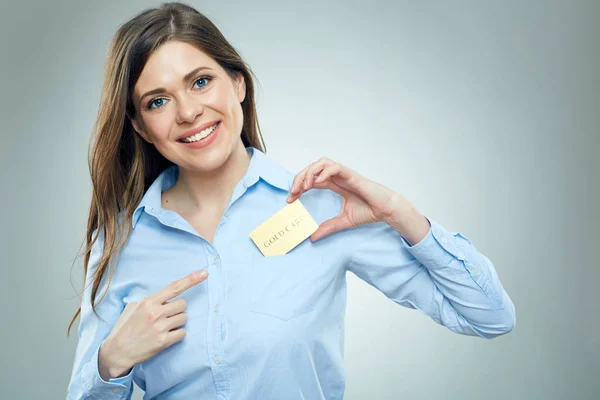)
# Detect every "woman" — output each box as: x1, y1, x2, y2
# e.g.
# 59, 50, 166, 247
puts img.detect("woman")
66, 2, 515, 399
